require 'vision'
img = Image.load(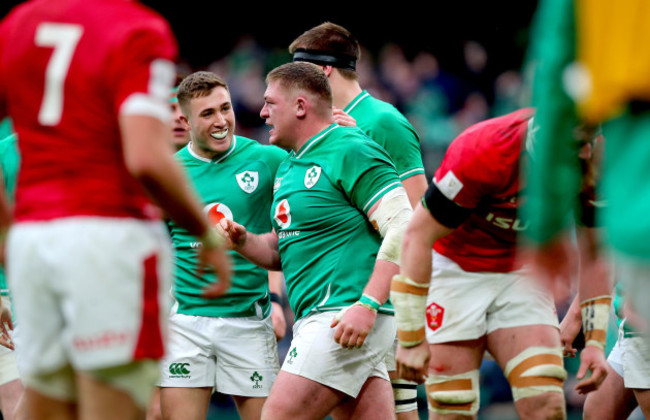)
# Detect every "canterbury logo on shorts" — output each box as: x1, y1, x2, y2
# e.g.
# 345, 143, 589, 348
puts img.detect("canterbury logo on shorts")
168, 362, 190, 376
